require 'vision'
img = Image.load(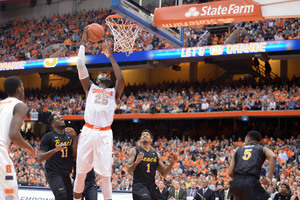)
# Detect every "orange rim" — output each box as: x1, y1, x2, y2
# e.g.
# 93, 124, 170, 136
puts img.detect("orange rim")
105, 14, 138, 28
